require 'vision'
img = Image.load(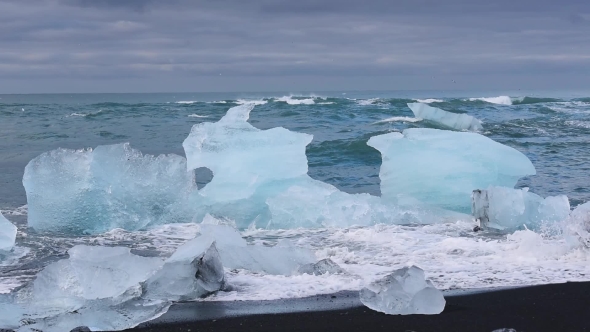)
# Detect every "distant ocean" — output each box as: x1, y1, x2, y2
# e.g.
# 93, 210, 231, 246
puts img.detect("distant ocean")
1, 90, 590, 310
